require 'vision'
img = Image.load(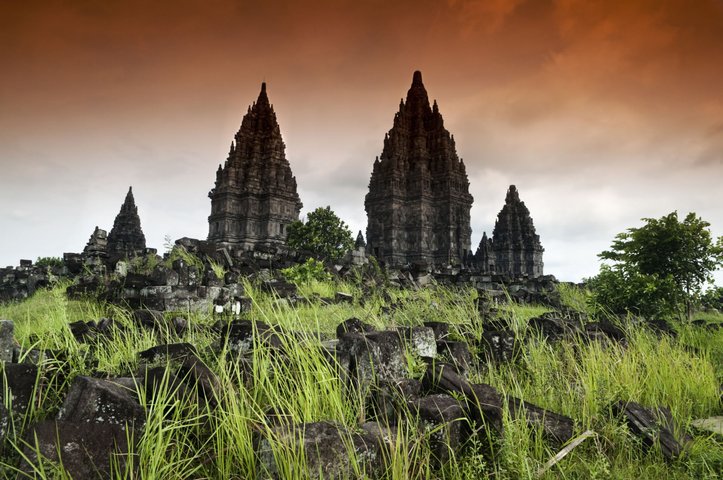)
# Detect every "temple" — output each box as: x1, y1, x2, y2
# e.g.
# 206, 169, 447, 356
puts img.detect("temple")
474, 185, 544, 277
106, 187, 146, 261
207, 83, 303, 250
365, 71, 473, 266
